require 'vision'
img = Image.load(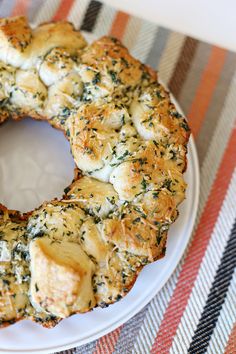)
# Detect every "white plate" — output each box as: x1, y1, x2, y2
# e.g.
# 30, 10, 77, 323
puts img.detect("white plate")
0, 98, 199, 353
